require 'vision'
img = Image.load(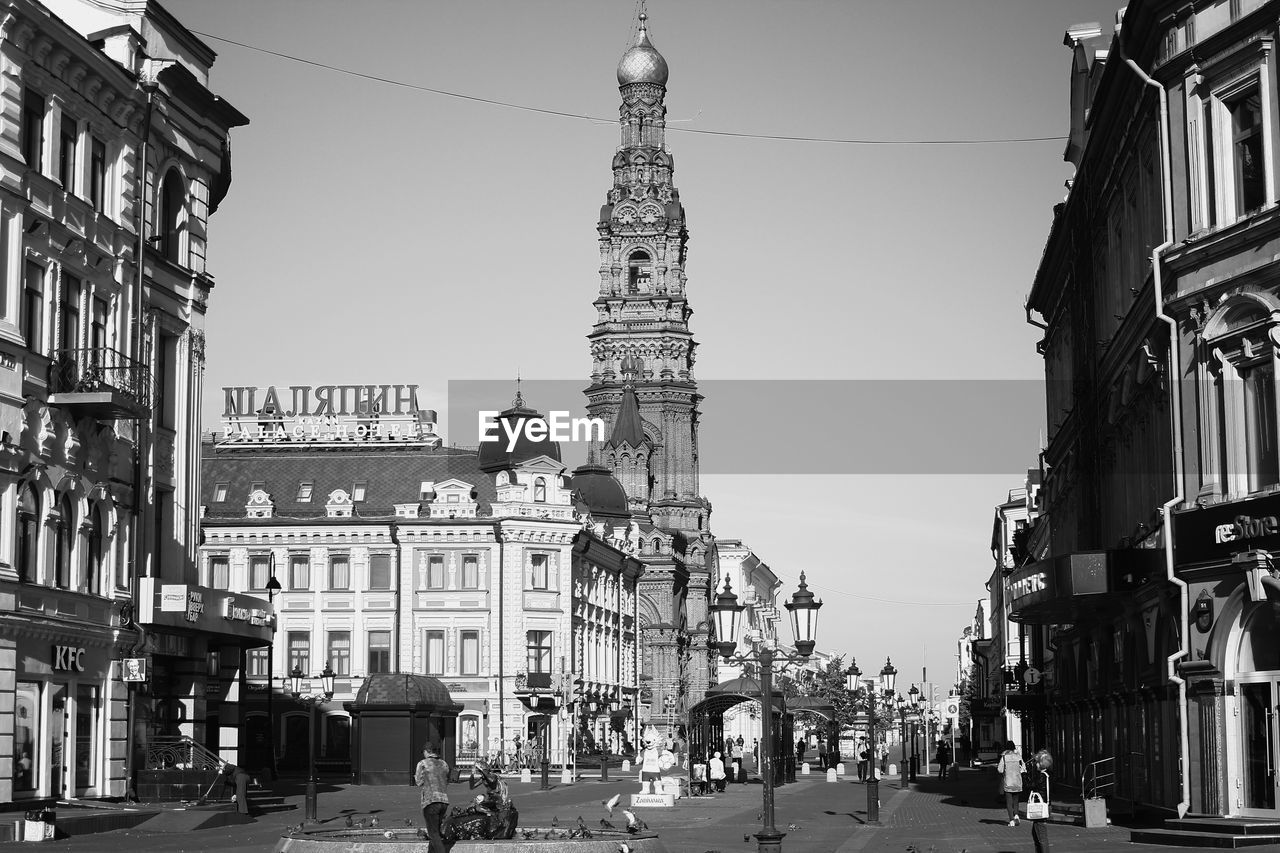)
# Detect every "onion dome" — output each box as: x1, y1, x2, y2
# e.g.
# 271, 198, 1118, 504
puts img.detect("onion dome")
477, 390, 563, 473
569, 463, 631, 520
617, 13, 669, 86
